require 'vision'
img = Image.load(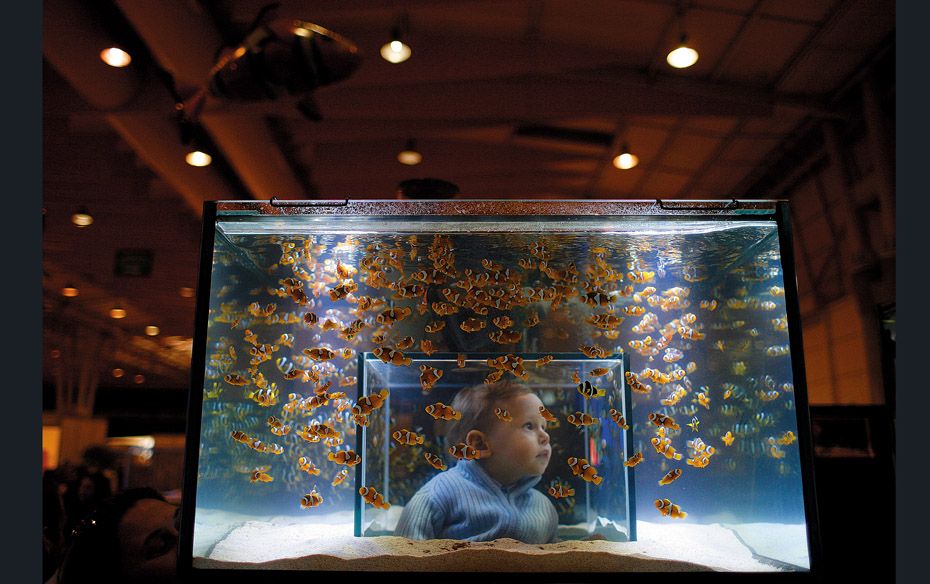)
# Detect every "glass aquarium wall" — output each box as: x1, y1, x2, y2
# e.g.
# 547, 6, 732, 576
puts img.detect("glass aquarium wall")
185, 200, 814, 574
